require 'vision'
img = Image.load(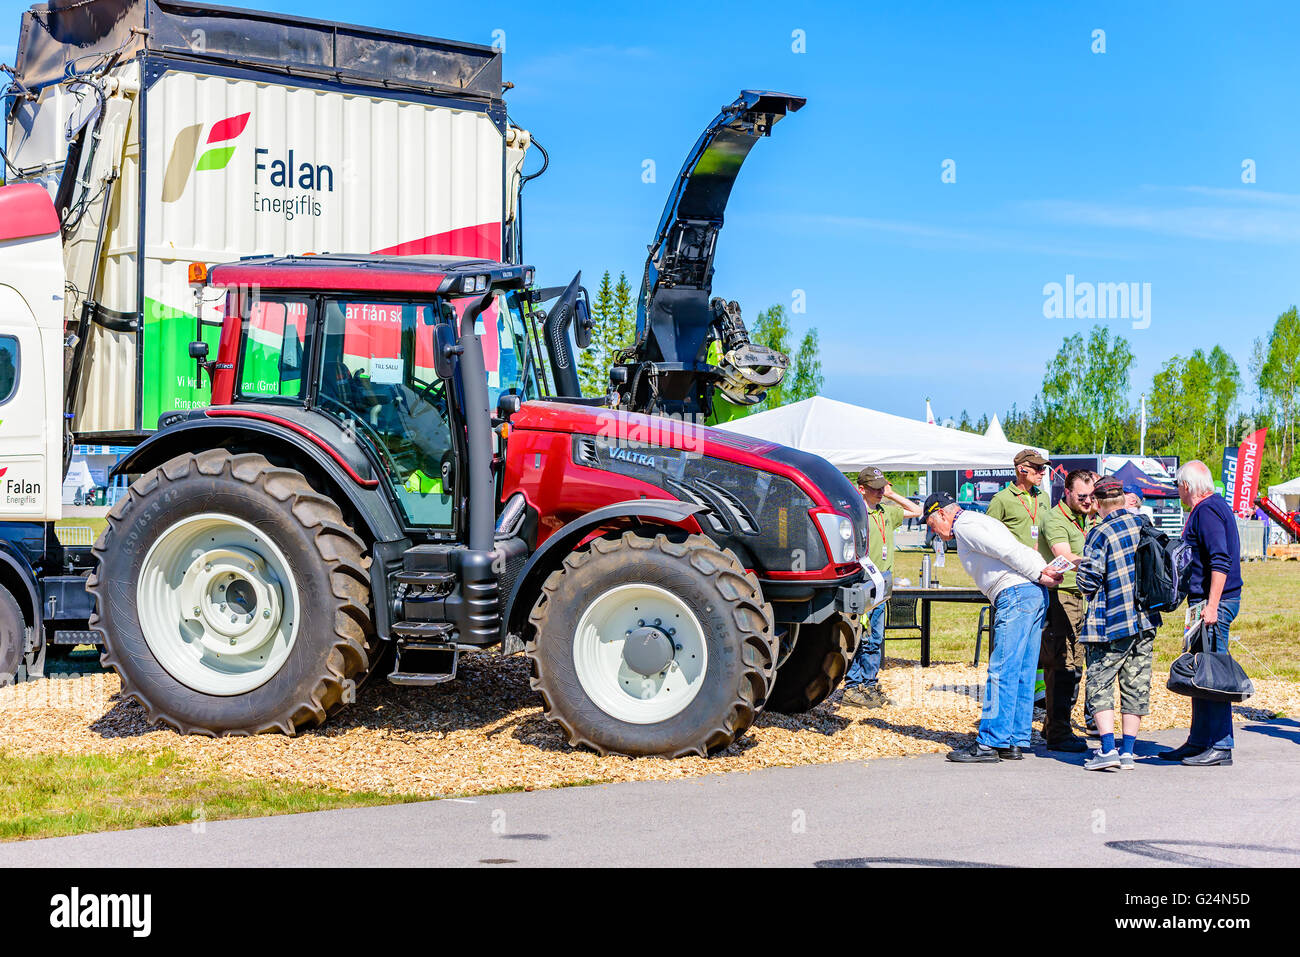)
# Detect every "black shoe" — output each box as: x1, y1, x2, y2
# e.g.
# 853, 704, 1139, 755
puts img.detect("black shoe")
995, 746, 1024, 760
1181, 747, 1233, 767
1046, 733, 1088, 753
1158, 742, 1205, 762
947, 742, 1000, 763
